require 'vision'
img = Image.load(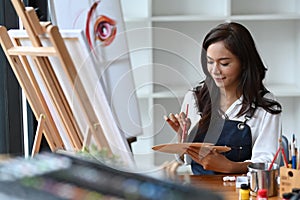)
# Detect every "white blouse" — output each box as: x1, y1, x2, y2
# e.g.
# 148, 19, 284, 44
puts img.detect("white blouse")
180, 90, 282, 164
